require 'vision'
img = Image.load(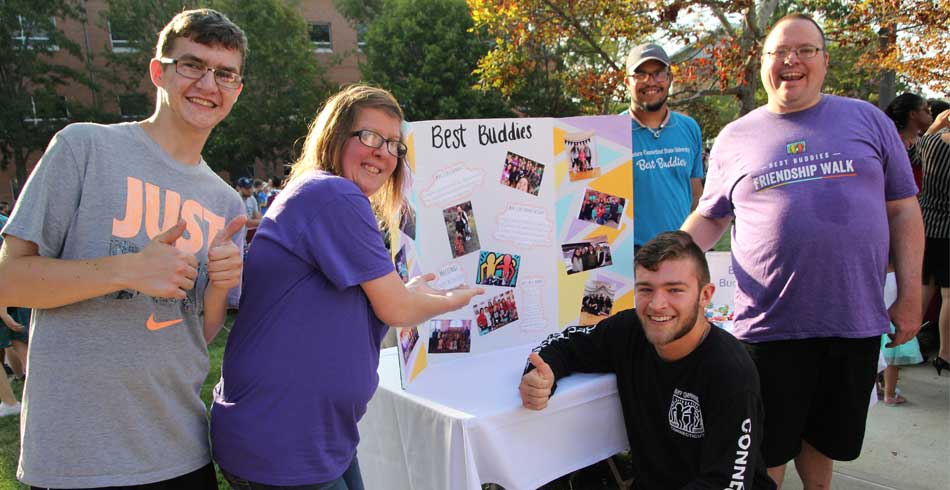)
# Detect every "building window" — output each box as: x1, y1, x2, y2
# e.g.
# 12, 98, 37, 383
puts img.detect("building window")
24, 94, 69, 124
309, 22, 332, 52
118, 94, 149, 119
357, 23, 368, 52
109, 19, 135, 53
11, 15, 56, 49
